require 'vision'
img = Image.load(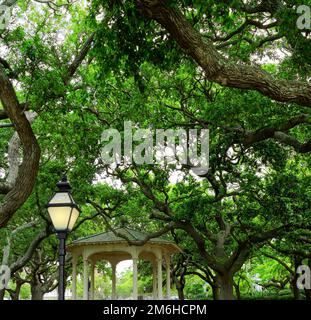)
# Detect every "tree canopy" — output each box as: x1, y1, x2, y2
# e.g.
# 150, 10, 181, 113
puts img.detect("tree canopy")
0, 0, 310, 300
